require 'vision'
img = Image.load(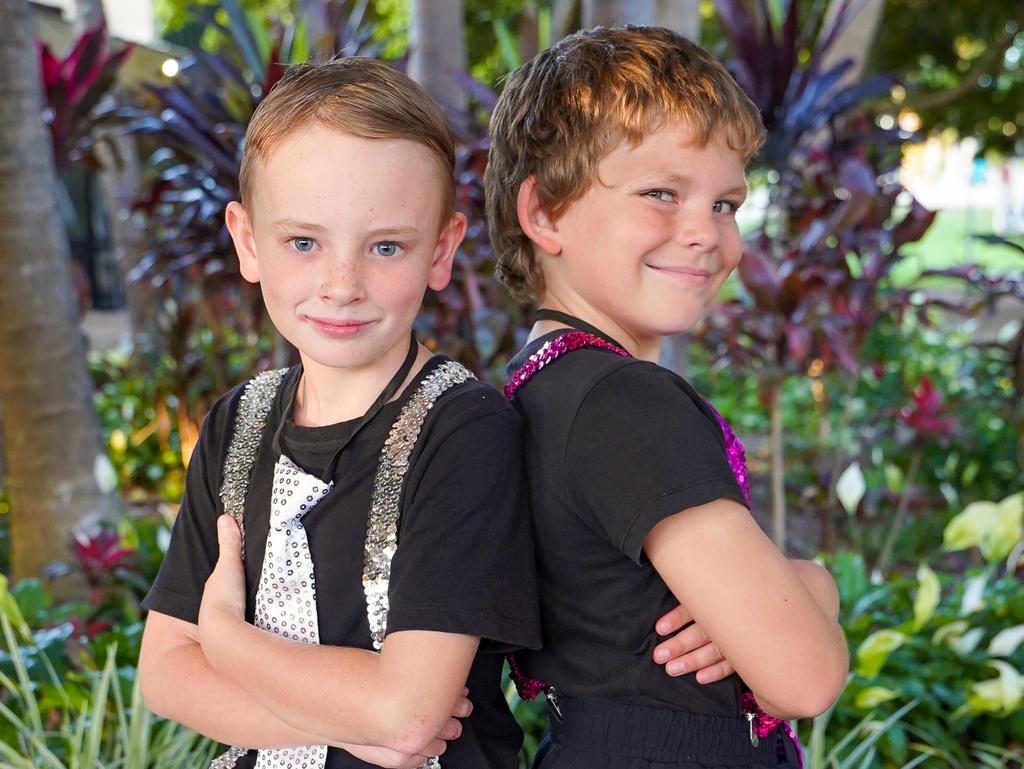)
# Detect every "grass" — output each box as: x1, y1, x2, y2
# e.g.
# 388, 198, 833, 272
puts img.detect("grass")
894, 208, 1024, 286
